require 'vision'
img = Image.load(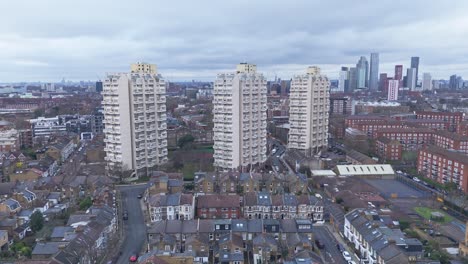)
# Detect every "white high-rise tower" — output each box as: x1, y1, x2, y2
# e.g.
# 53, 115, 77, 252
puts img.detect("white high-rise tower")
213, 63, 267, 170
102, 62, 168, 177
288, 66, 330, 156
